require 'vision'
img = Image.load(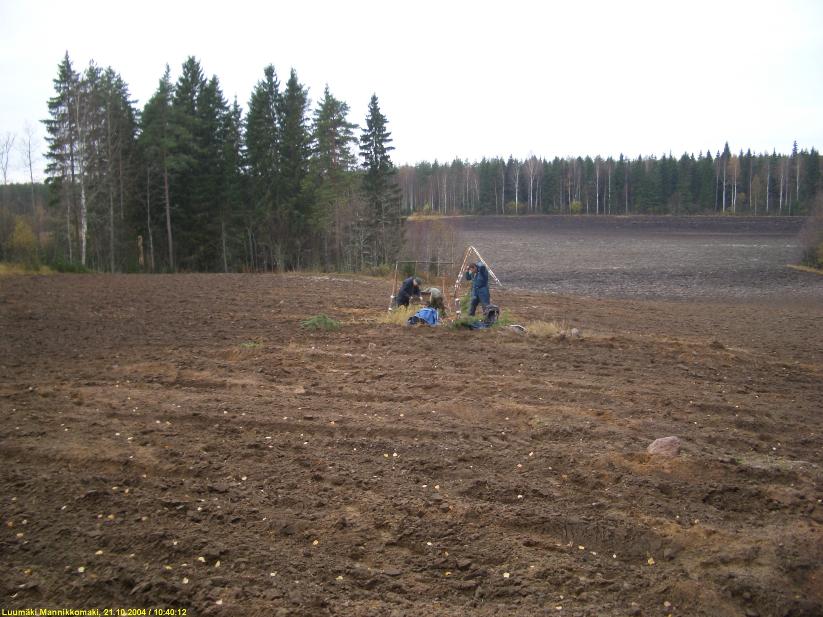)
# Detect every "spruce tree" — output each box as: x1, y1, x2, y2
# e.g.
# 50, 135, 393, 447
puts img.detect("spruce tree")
139, 66, 180, 271
359, 94, 401, 266
245, 65, 281, 270
190, 74, 229, 270
170, 57, 206, 269
277, 68, 311, 268
219, 98, 245, 271
310, 85, 357, 268
95, 67, 138, 271
44, 52, 81, 263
